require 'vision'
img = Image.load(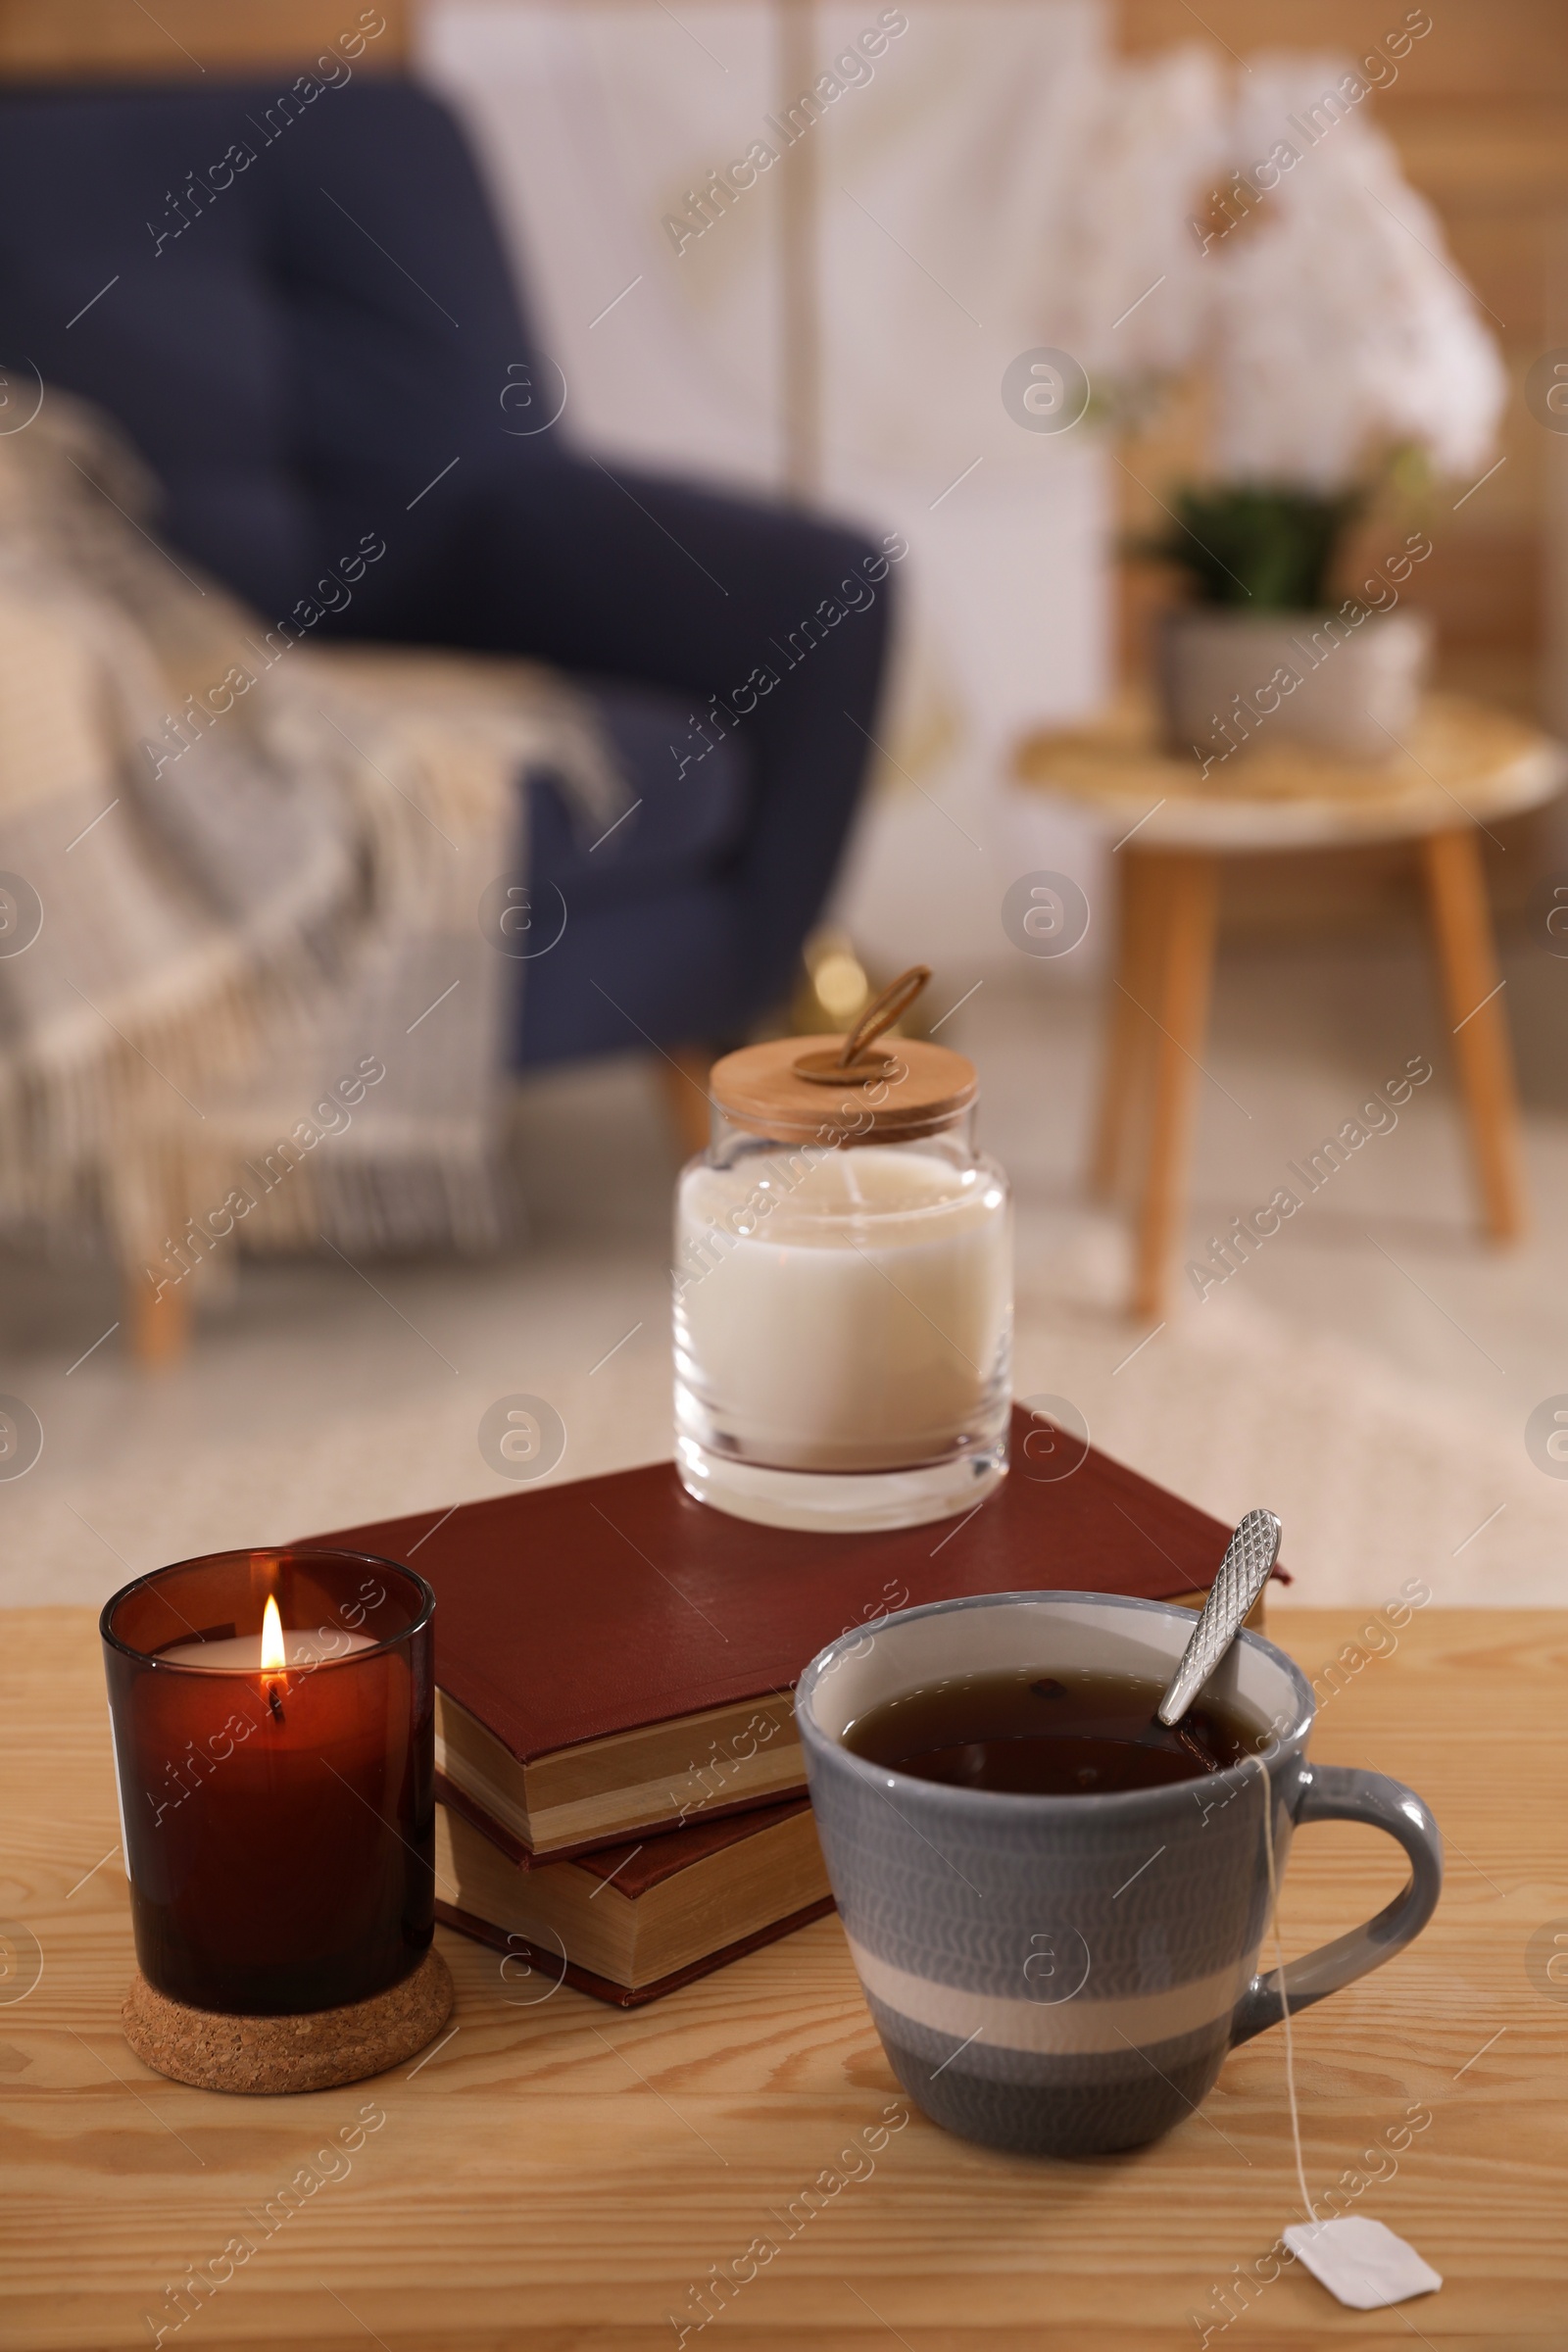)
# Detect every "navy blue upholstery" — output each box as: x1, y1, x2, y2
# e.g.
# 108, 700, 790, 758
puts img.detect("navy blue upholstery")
0, 76, 891, 1063
534, 690, 751, 916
